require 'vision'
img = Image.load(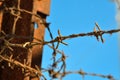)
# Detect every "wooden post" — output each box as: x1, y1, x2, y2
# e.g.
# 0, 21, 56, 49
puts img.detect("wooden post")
0, 0, 50, 80
30, 0, 50, 80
